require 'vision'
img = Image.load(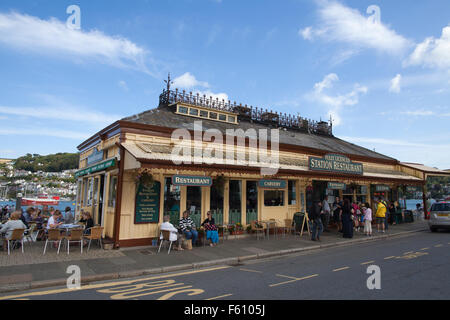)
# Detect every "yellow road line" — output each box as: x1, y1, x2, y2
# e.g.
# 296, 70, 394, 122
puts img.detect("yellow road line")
434, 244, 443, 247
332, 267, 350, 272
0, 266, 231, 300
420, 248, 429, 251
239, 268, 263, 274
360, 261, 375, 265
205, 294, 233, 300
269, 274, 318, 287
384, 256, 396, 260
276, 274, 299, 280
404, 251, 414, 255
